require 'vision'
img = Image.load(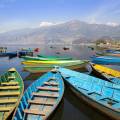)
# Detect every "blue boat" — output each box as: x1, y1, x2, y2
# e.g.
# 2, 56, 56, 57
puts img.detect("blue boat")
91, 56, 120, 65
13, 70, 64, 120
0, 51, 17, 57
57, 67, 120, 119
